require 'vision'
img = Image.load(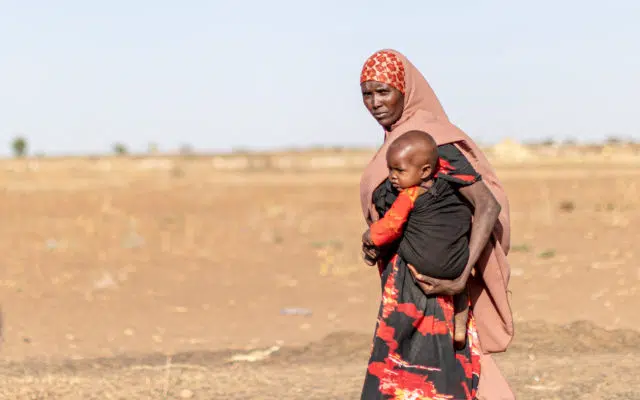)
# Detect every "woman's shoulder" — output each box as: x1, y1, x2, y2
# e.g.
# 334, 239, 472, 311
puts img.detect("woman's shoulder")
437, 142, 481, 186
437, 142, 468, 162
